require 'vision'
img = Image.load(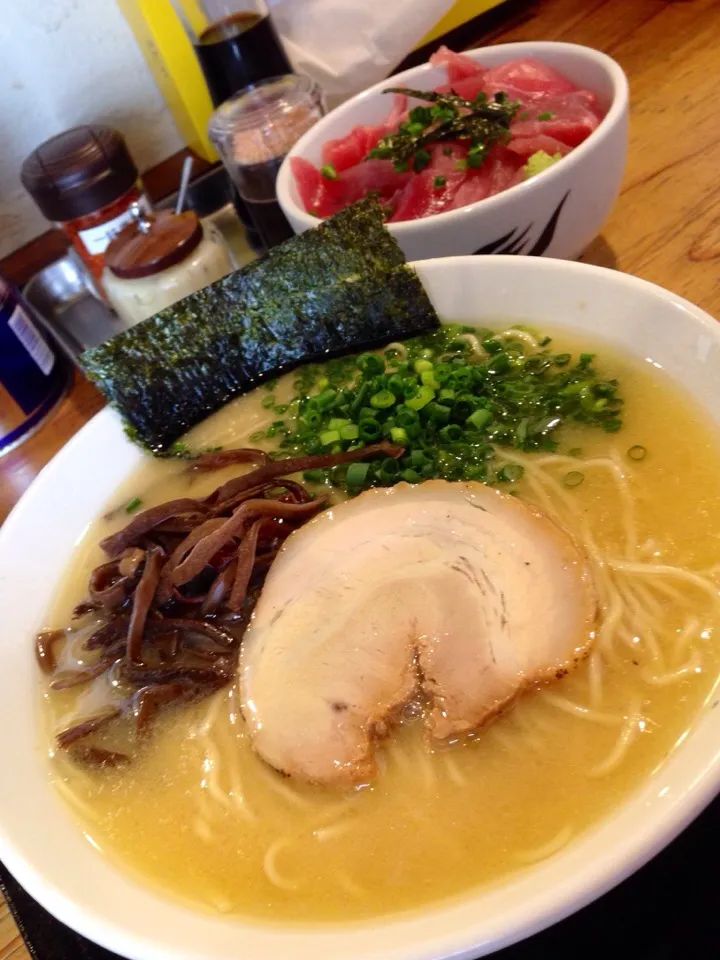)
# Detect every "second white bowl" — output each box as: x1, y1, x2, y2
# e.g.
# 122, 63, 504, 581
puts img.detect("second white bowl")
277, 41, 629, 261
